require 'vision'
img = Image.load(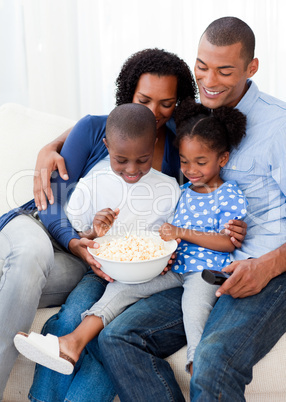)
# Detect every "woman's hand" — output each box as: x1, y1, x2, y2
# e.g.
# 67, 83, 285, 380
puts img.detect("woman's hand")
33, 128, 72, 211
34, 146, 68, 211
224, 219, 247, 248
69, 237, 114, 282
